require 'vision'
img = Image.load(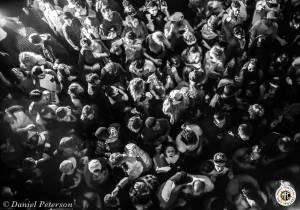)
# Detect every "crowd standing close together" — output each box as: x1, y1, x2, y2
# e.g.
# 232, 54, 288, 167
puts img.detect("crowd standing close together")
0, 0, 300, 209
